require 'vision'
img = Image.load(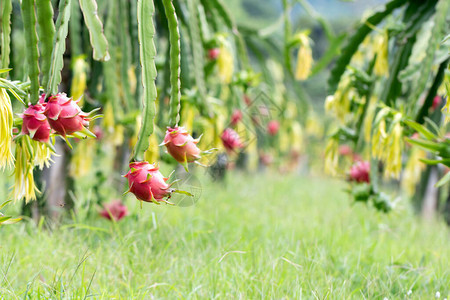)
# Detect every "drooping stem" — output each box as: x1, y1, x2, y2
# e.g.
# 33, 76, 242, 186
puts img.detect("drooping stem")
46, 0, 72, 96
20, 0, 40, 104
162, 0, 181, 127
79, 0, 110, 61
1, 0, 12, 78
133, 0, 157, 161
36, 0, 55, 89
